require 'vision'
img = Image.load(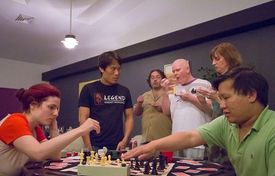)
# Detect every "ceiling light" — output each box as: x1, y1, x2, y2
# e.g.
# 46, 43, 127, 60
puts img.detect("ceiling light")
61, 0, 78, 49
